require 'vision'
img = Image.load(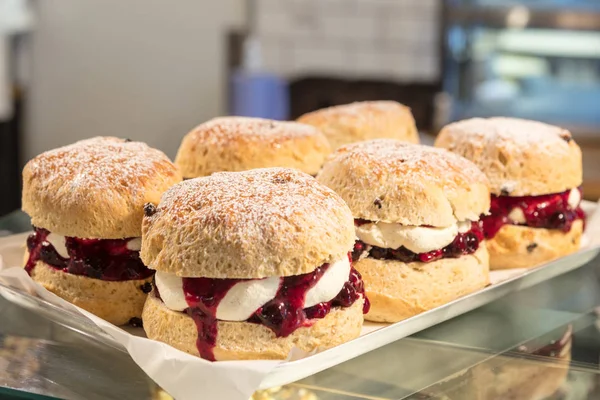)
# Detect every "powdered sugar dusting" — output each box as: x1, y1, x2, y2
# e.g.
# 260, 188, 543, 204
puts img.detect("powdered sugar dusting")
26, 137, 178, 199
334, 139, 488, 189
154, 168, 352, 249
187, 117, 324, 146
442, 117, 573, 156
